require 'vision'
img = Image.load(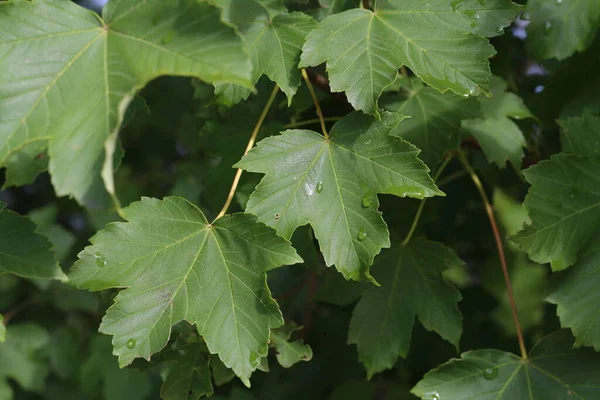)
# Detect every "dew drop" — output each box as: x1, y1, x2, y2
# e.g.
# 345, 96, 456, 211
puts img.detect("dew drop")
483, 367, 498, 380
544, 21, 553, 35
361, 194, 373, 208
94, 252, 107, 268
161, 30, 176, 44
424, 392, 441, 400
357, 228, 367, 241
126, 338, 136, 349
316, 181, 324, 193
450, 0, 463, 12
555, 0, 563, 4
